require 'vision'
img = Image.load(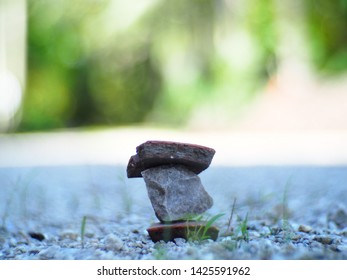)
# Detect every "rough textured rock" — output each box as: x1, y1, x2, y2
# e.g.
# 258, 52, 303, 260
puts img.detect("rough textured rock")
147, 221, 219, 242
127, 141, 215, 178
142, 165, 213, 222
